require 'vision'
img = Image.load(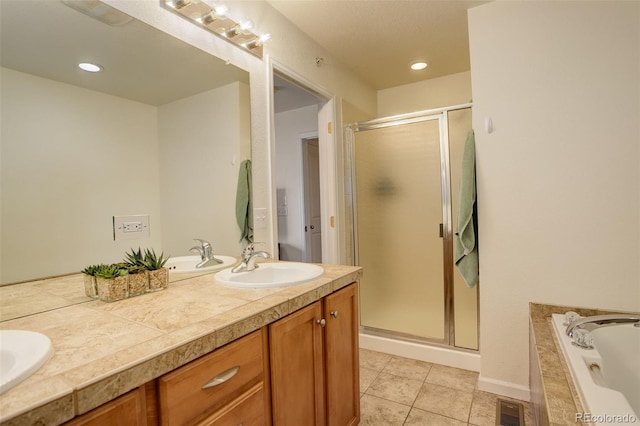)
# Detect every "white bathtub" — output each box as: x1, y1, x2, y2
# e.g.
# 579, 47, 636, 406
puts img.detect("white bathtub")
551, 314, 639, 425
